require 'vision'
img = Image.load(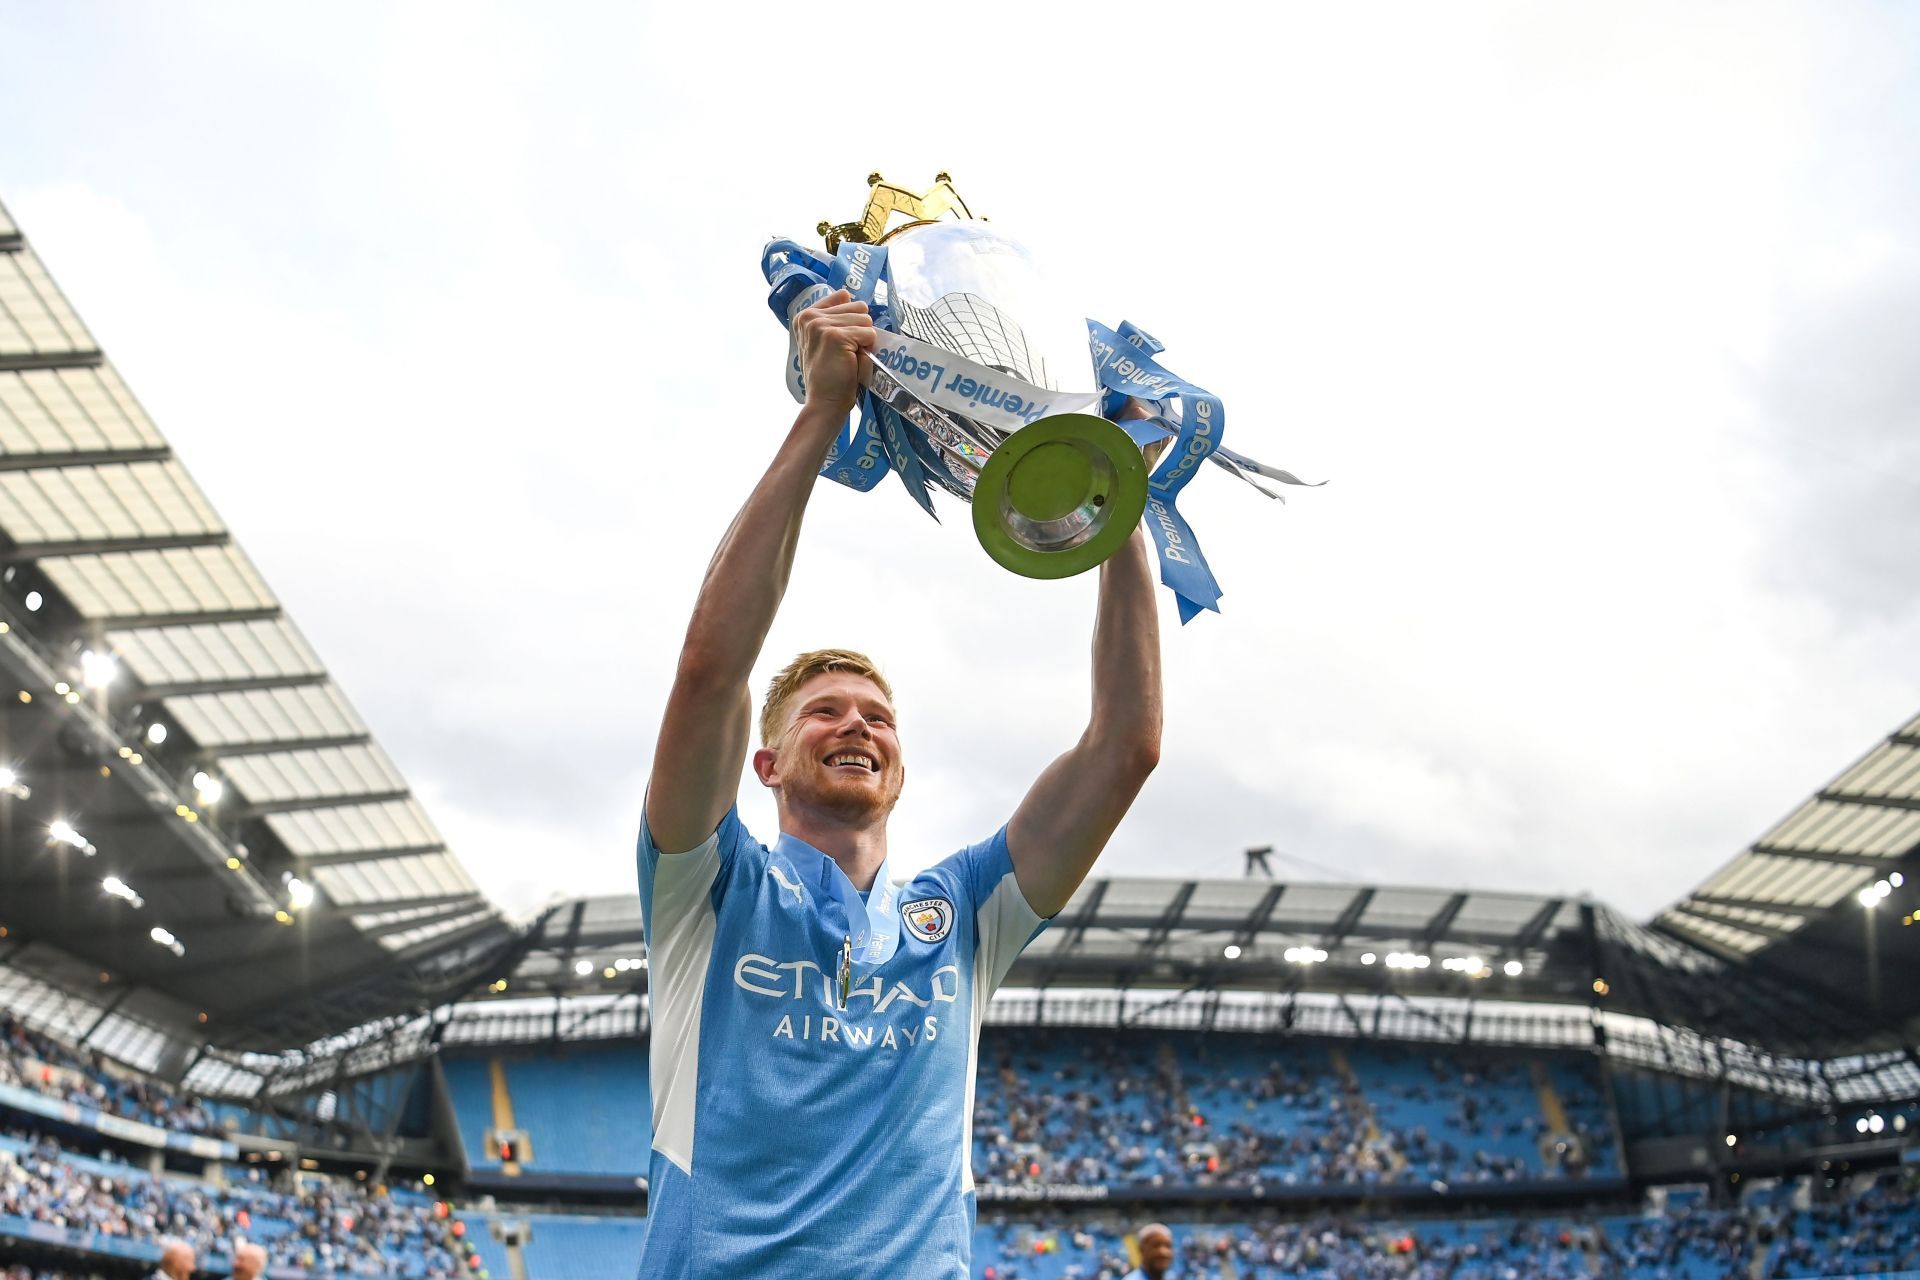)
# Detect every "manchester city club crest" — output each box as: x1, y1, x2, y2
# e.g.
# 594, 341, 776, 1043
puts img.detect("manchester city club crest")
901, 896, 955, 944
